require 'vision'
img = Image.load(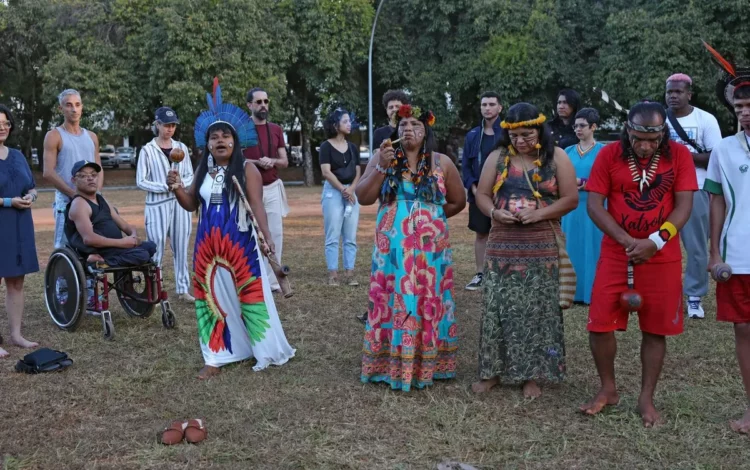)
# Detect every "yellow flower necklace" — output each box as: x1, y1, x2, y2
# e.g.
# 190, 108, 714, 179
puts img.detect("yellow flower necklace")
492, 144, 543, 199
